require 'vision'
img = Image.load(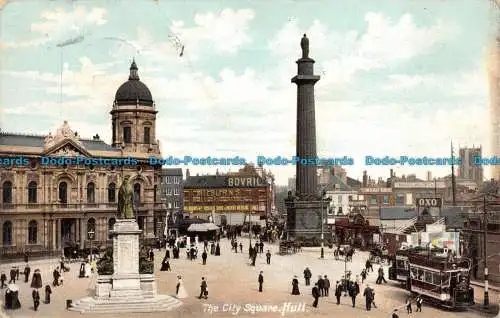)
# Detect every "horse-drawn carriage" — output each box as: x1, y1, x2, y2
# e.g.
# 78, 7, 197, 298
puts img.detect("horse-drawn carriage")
369, 245, 388, 264
279, 240, 302, 255
334, 245, 354, 261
